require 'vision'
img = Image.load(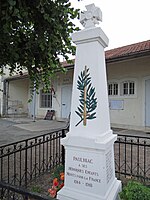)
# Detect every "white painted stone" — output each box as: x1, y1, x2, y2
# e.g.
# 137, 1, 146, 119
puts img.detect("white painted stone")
80, 4, 102, 28
58, 135, 121, 200
57, 4, 121, 200
57, 106, 122, 196
69, 26, 110, 139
